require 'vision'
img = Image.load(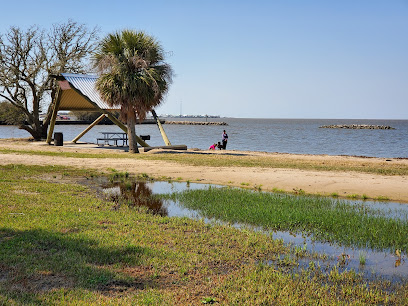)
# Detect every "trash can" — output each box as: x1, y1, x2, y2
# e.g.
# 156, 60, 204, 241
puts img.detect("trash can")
54, 132, 63, 146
